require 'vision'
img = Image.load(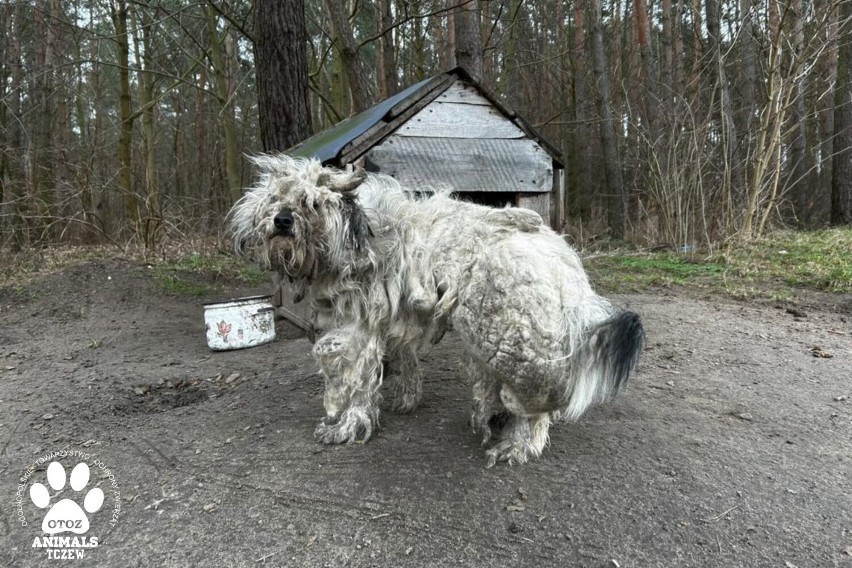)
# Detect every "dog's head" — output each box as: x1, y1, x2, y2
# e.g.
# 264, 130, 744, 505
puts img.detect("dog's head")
227, 155, 373, 279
